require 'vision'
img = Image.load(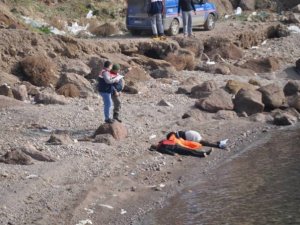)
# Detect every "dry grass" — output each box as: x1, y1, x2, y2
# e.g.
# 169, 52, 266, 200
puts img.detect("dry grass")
165, 52, 195, 71
56, 83, 80, 98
